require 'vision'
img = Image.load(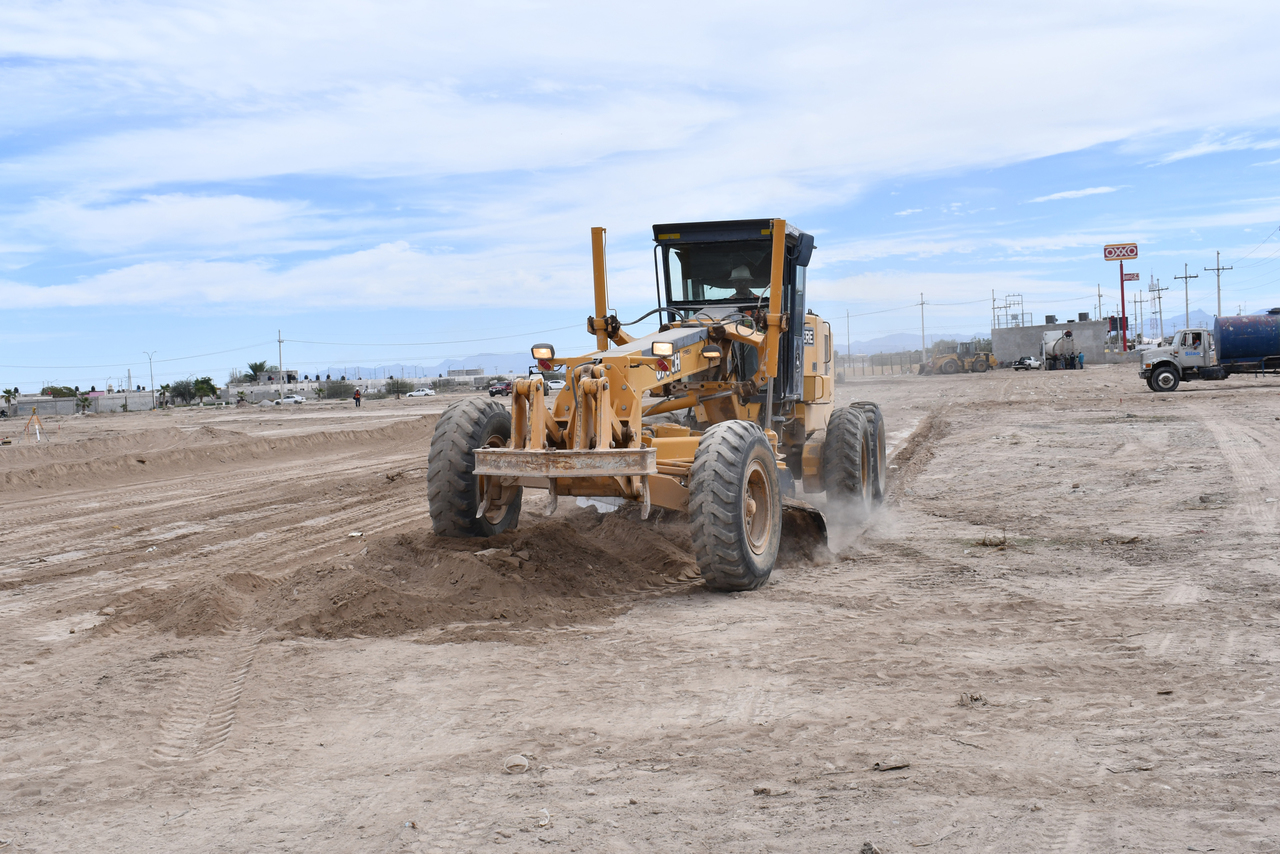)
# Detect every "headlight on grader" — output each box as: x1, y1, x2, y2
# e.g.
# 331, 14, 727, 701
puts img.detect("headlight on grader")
531, 344, 555, 361
651, 341, 675, 357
